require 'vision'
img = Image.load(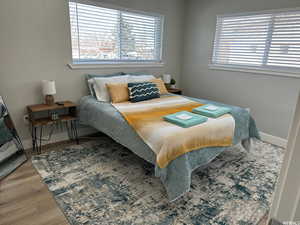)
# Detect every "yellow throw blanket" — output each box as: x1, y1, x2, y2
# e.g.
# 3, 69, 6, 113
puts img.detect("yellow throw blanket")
113, 96, 235, 168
